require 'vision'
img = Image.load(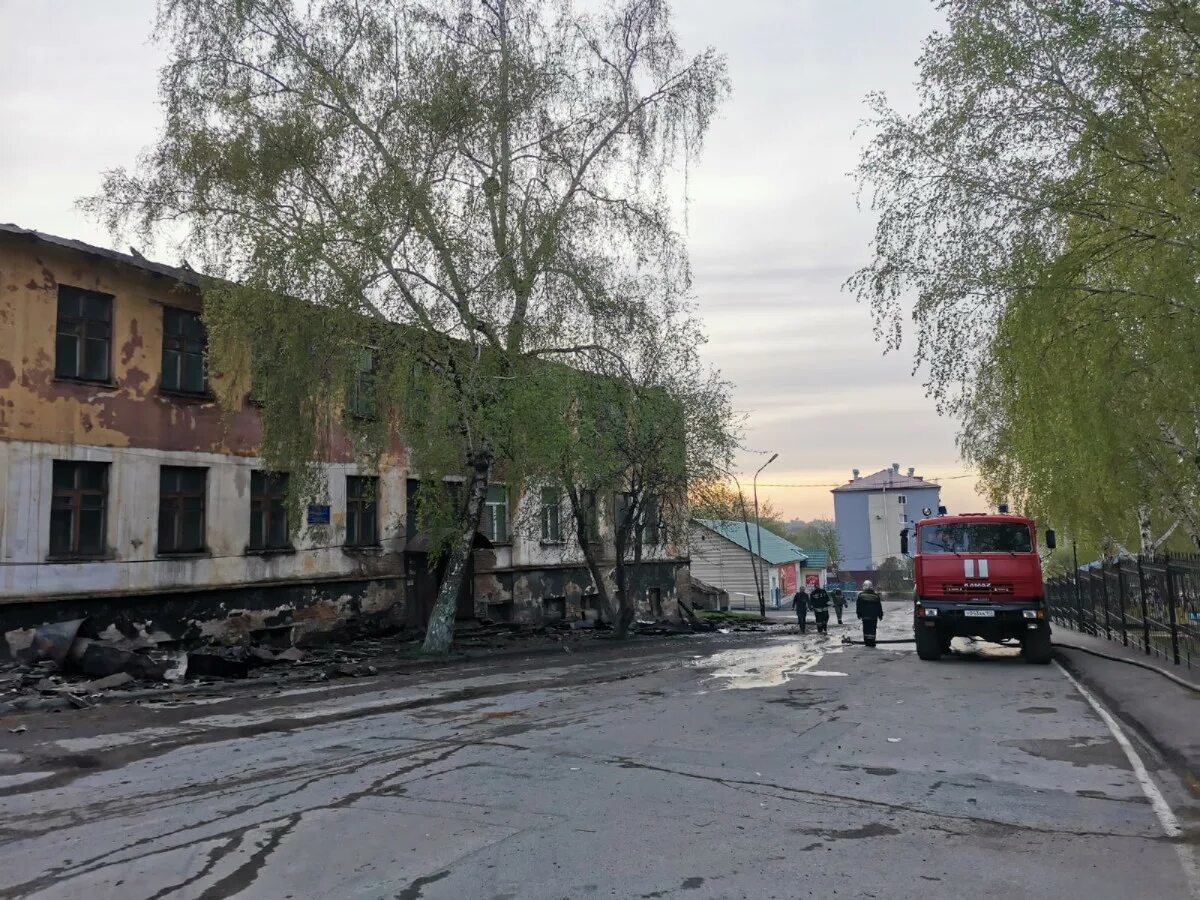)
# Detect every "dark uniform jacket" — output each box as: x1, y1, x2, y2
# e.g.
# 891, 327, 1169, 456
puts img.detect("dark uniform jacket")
791, 592, 808, 611
856, 589, 884, 619
808, 587, 830, 611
